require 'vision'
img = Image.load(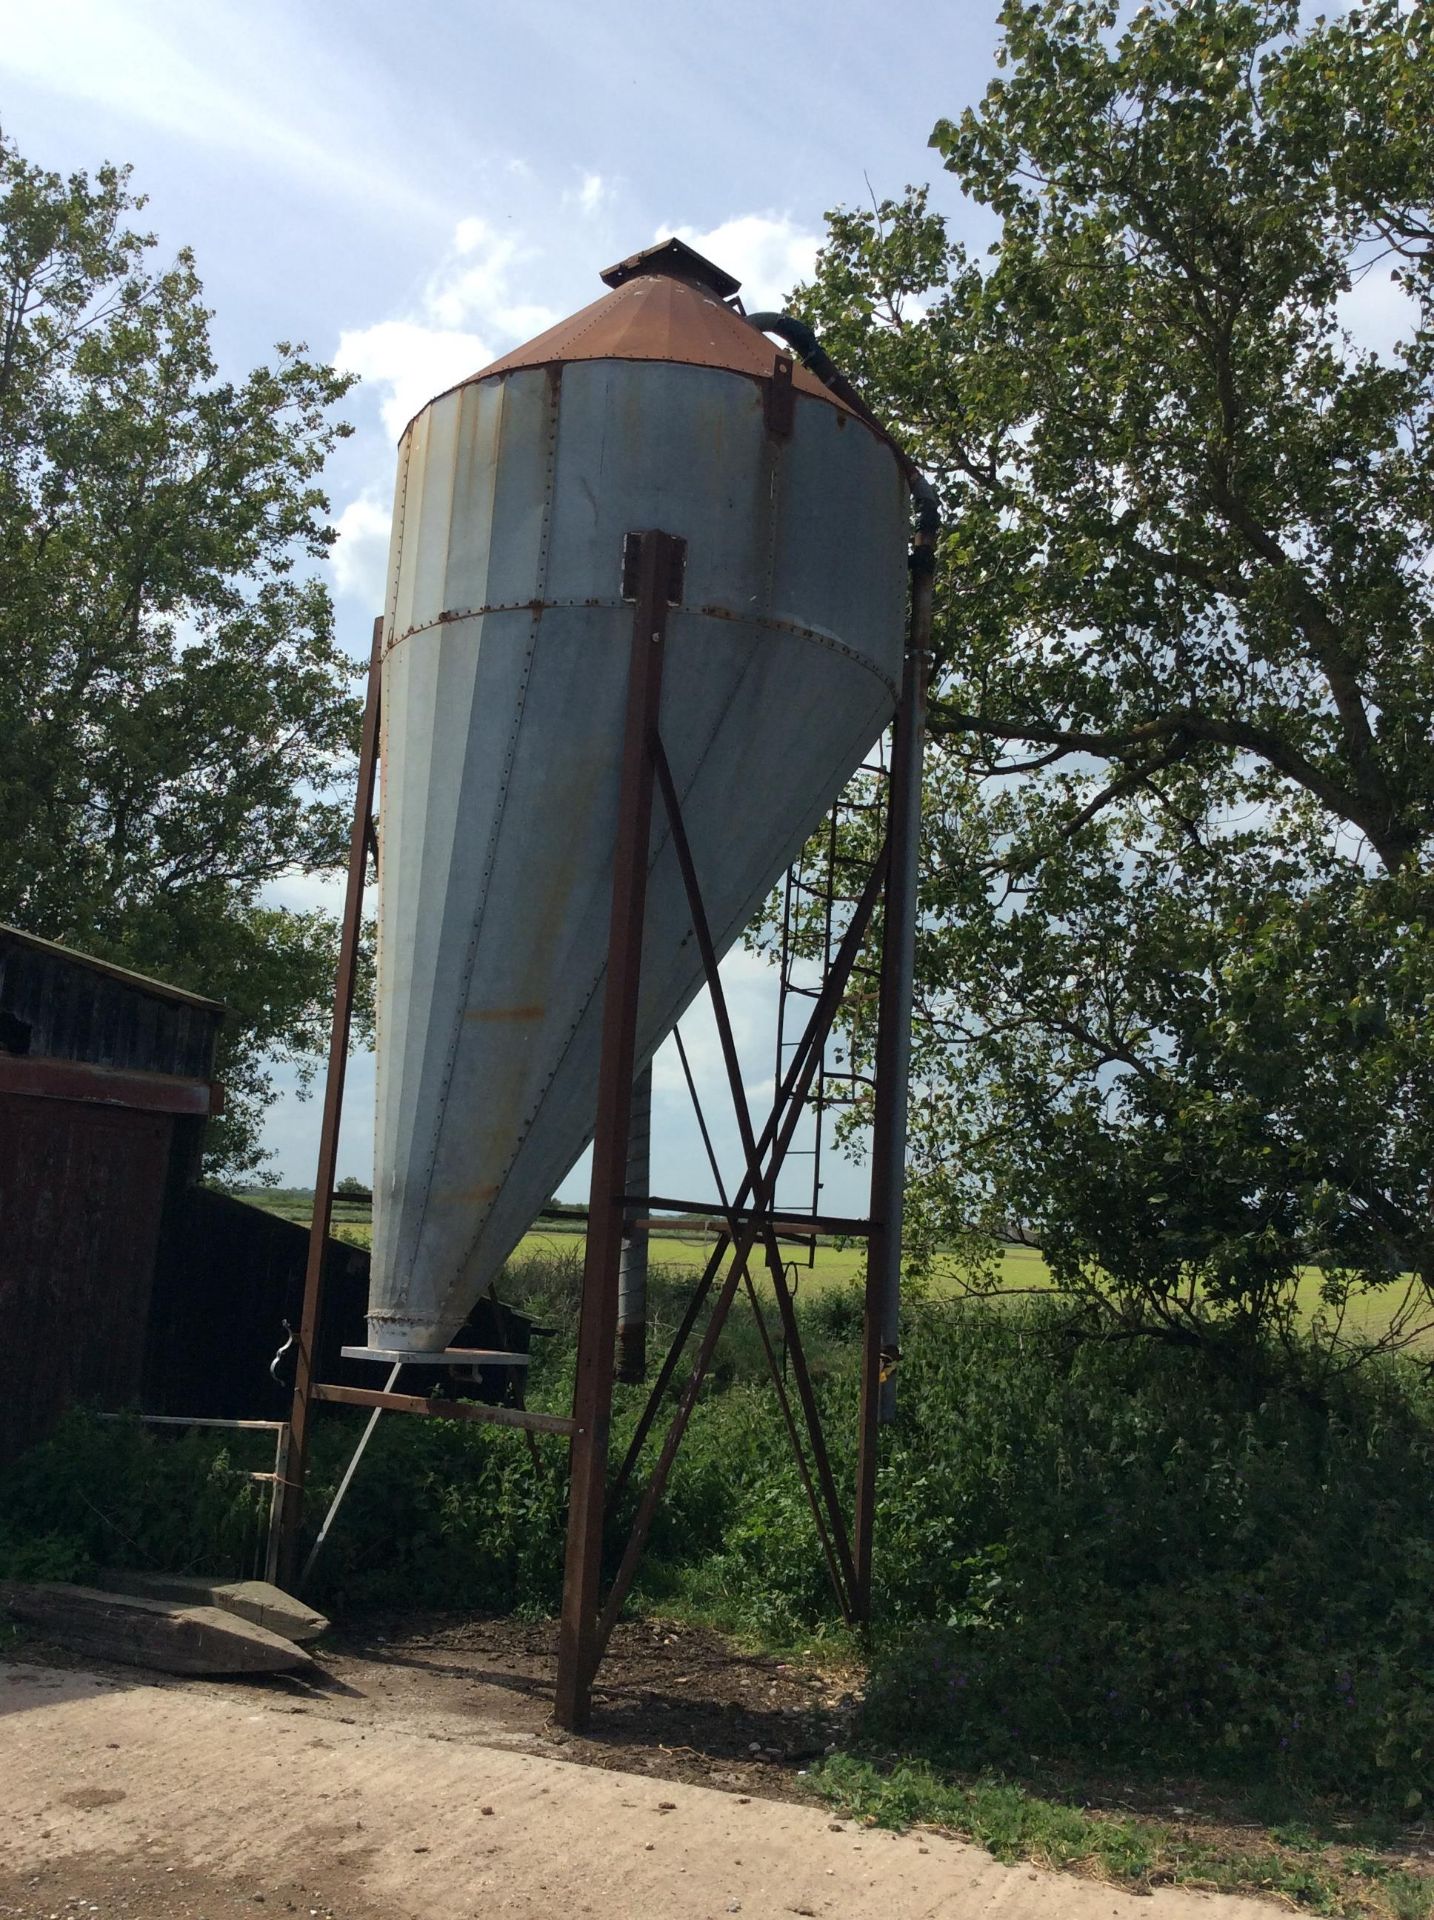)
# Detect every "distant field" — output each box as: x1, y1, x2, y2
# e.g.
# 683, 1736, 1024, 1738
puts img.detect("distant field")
240, 1193, 876, 1285
234, 1190, 1426, 1345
